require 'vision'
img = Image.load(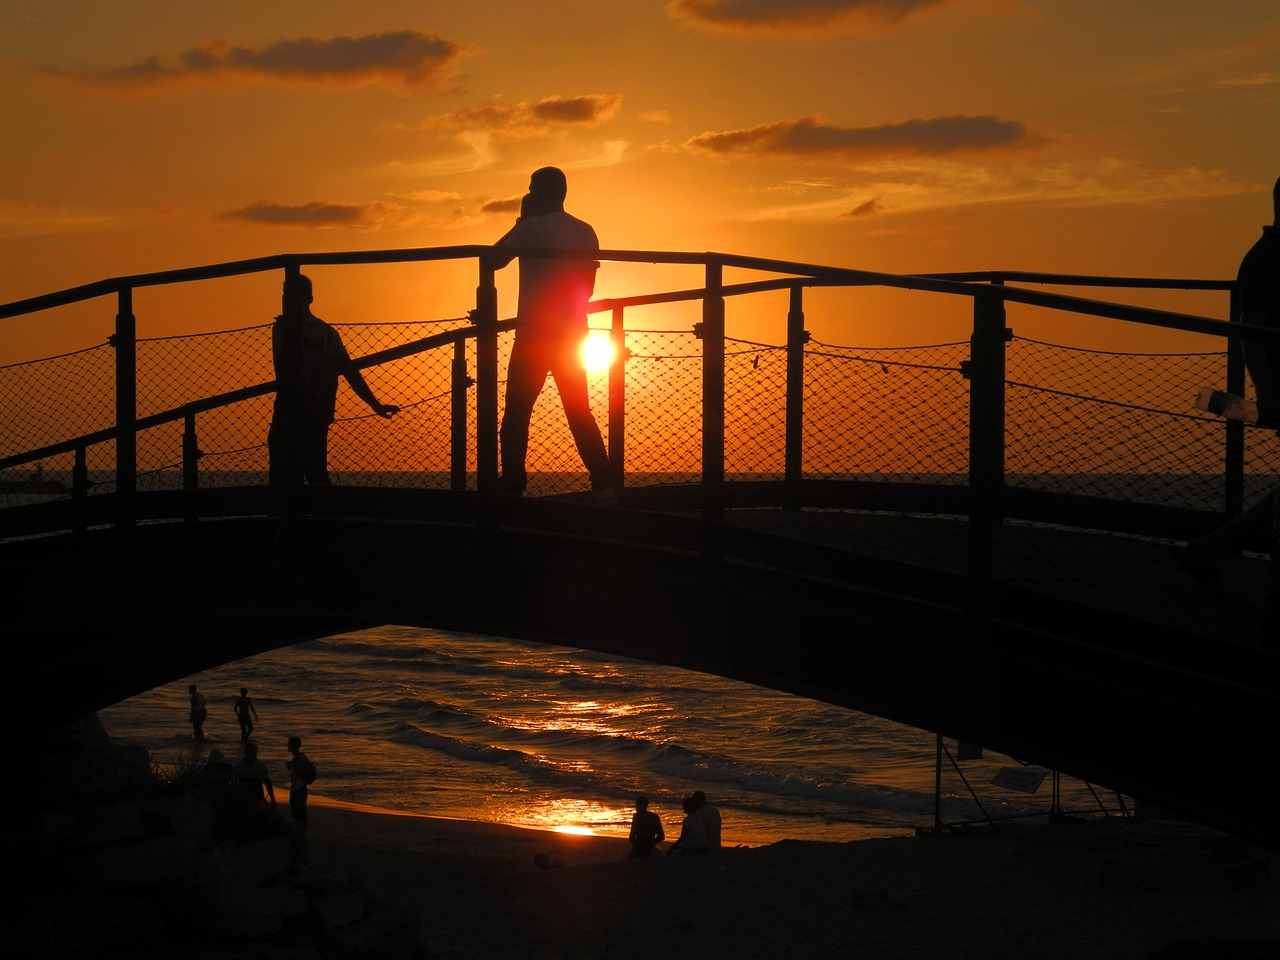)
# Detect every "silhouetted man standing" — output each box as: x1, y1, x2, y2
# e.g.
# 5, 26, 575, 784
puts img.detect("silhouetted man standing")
268, 273, 398, 485
492, 167, 616, 502
188, 684, 207, 742
234, 687, 258, 741
286, 736, 314, 835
